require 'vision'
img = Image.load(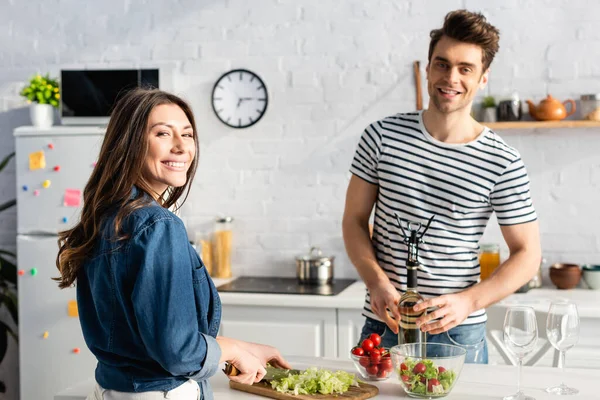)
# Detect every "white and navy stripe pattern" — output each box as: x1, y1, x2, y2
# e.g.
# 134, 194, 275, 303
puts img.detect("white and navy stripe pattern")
350, 111, 537, 326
